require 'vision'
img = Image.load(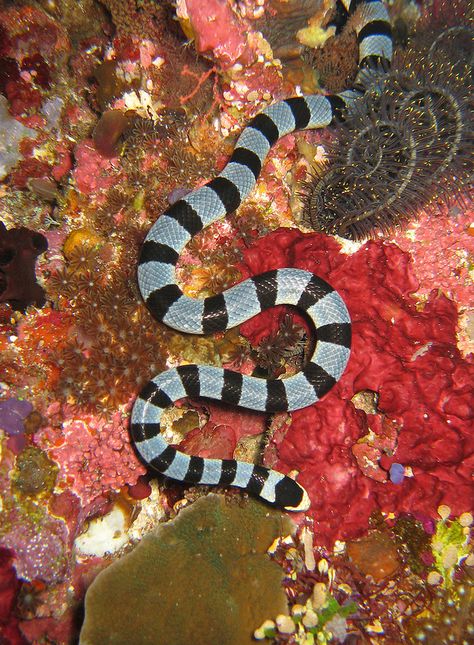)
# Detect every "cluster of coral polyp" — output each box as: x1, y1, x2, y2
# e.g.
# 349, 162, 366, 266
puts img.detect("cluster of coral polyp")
0, 0, 473, 643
